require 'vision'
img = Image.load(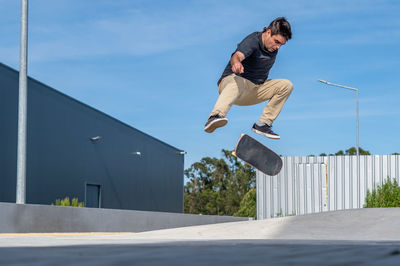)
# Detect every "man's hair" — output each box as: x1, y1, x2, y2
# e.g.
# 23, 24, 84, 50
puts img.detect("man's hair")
264, 17, 292, 40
